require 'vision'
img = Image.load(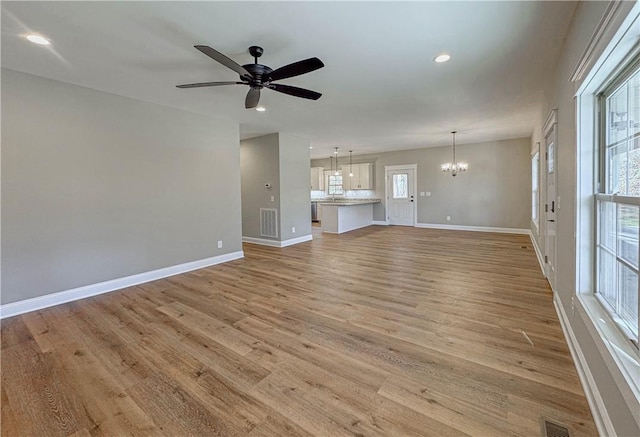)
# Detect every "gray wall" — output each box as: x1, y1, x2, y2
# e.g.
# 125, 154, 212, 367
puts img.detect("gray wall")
1, 69, 242, 305
240, 133, 311, 242
279, 133, 312, 241
240, 134, 281, 240
313, 137, 530, 229
533, 1, 639, 435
